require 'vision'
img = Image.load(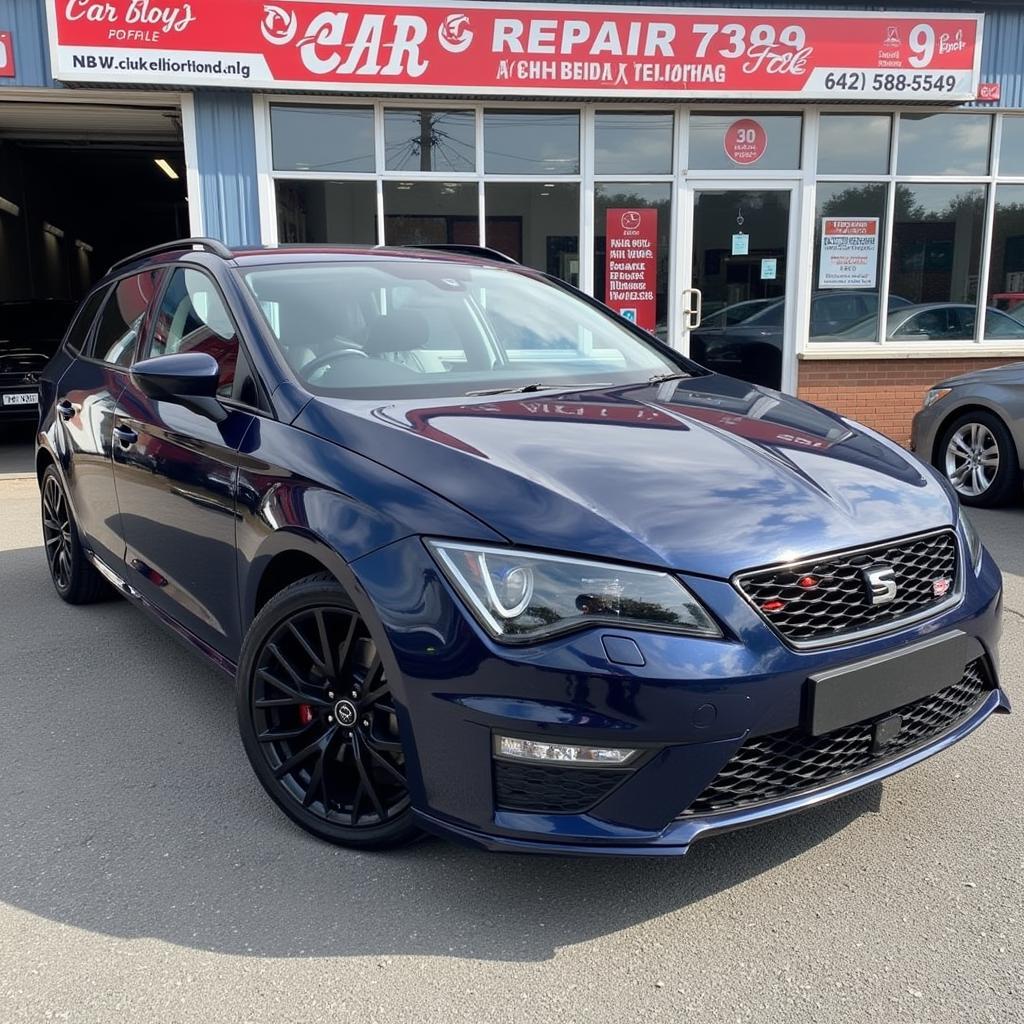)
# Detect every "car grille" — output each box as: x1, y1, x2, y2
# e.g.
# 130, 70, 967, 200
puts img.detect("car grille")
736, 529, 958, 645
494, 761, 629, 814
681, 659, 990, 817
